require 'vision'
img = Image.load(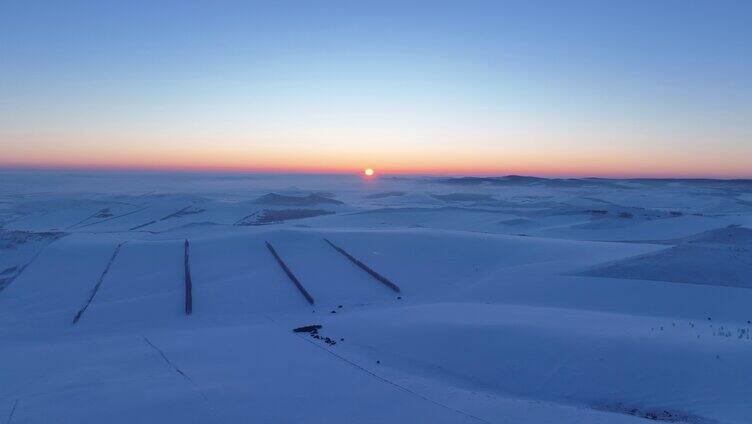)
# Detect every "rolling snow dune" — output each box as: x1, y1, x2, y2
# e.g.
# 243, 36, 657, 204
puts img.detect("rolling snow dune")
323, 303, 752, 423
583, 226, 752, 287
1, 172, 751, 423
